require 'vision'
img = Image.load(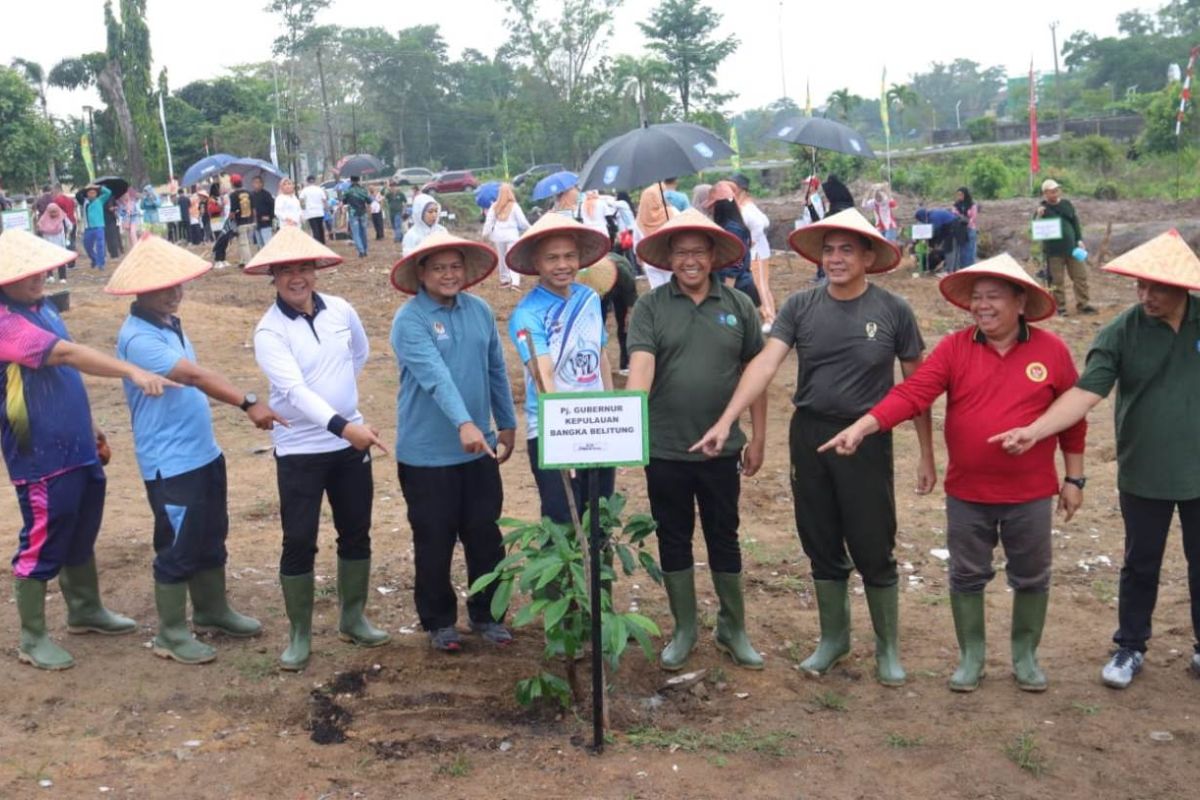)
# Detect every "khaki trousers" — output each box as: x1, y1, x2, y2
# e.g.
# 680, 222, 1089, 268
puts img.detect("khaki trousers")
1047, 255, 1089, 310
